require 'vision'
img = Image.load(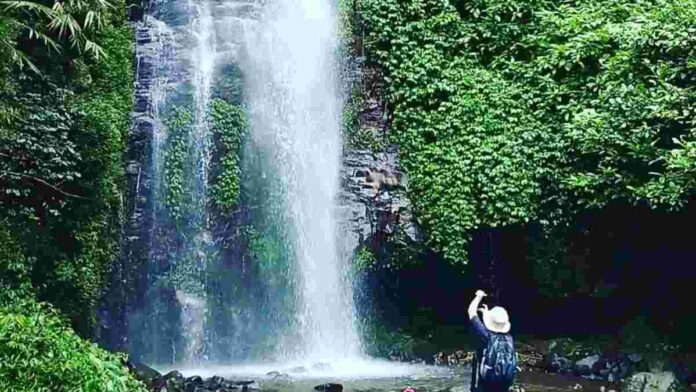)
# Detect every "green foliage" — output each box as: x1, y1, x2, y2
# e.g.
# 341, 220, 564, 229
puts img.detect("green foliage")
0, 298, 146, 392
0, 223, 31, 300
162, 107, 193, 222
359, 0, 696, 263
212, 63, 244, 105
361, 320, 414, 358
619, 316, 681, 370
343, 90, 385, 152
0, 0, 132, 336
0, 0, 114, 72
247, 225, 287, 286
338, 0, 360, 55
208, 98, 247, 214
0, 0, 136, 389
353, 246, 376, 271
